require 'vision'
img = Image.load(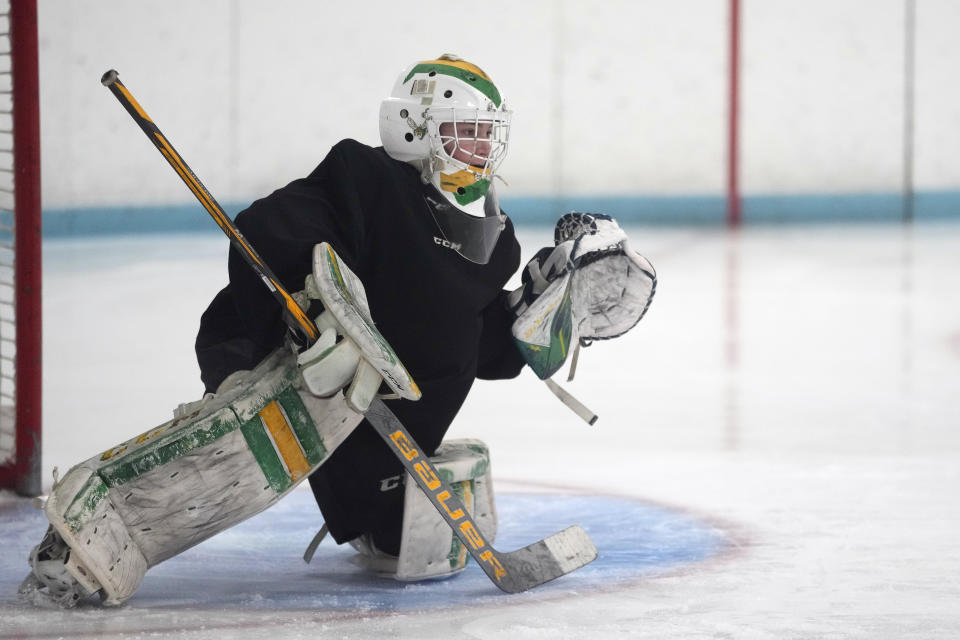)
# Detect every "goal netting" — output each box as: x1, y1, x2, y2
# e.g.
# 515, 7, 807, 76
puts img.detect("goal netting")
0, 0, 41, 497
